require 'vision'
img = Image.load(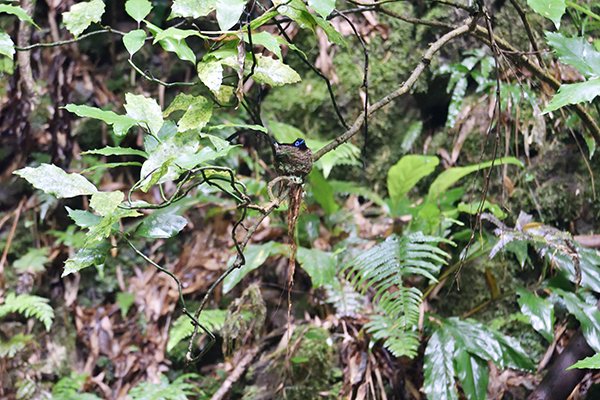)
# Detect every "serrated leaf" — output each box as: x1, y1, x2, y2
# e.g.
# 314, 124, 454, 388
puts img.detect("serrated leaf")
62, 243, 110, 277
123, 29, 146, 55
568, 353, 600, 369
14, 164, 97, 198
544, 78, 600, 112
66, 207, 102, 228
222, 242, 287, 293
309, 0, 335, 19
13, 248, 49, 273
527, 0, 565, 28
387, 155, 439, 203
251, 54, 301, 86
137, 213, 187, 238
82, 146, 147, 158
171, 0, 217, 19
125, 0, 152, 22
197, 58, 224, 93
64, 104, 137, 136
454, 349, 488, 400
90, 191, 124, 216
297, 247, 336, 287
0, 5, 39, 28
63, 0, 105, 37
423, 329, 459, 400
146, 21, 196, 64
125, 93, 164, 135
216, 0, 246, 31
164, 93, 213, 132
0, 31, 15, 60
517, 288, 554, 342
546, 32, 600, 79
